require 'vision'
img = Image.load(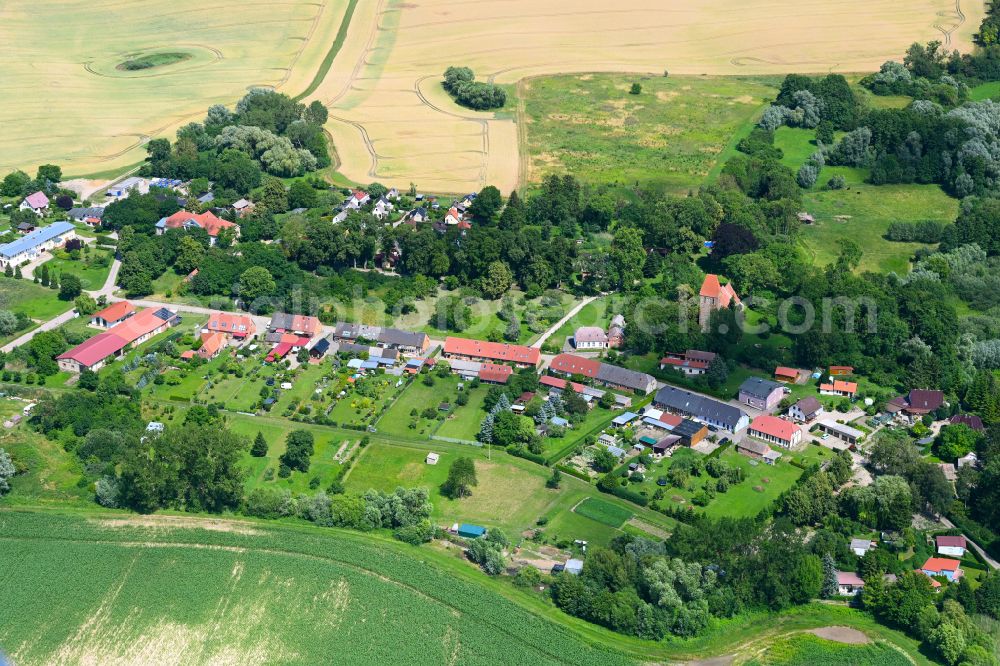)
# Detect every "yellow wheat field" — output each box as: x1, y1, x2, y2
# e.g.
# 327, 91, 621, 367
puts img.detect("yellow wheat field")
0, 0, 349, 177
311, 0, 982, 194
0, 0, 983, 192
